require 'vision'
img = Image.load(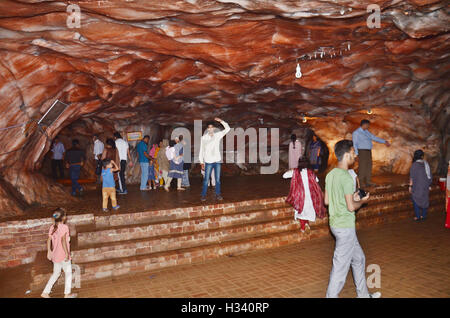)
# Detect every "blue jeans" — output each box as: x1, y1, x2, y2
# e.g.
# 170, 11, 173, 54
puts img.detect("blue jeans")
140, 162, 149, 190
182, 170, 190, 187
412, 199, 428, 219
201, 162, 221, 198
69, 165, 82, 195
